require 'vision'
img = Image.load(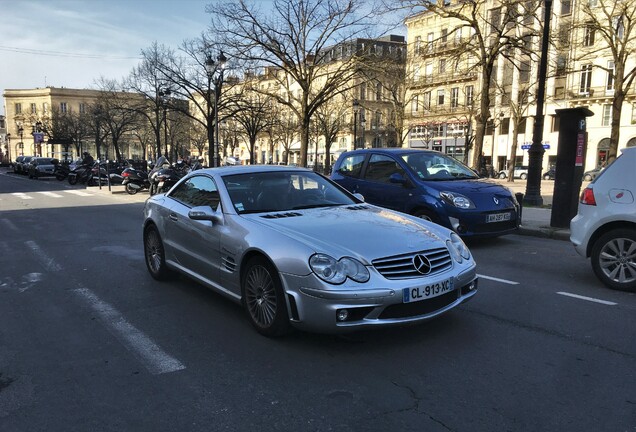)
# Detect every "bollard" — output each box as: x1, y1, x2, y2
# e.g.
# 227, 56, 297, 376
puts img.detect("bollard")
515, 192, 524, 222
